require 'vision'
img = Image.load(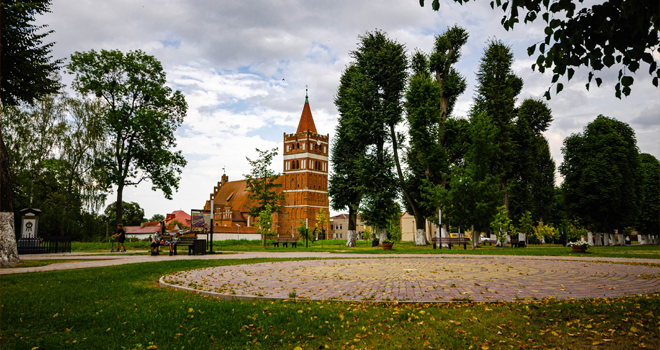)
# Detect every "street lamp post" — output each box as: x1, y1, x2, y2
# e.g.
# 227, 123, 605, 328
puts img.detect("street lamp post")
236, 224, 240, 241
